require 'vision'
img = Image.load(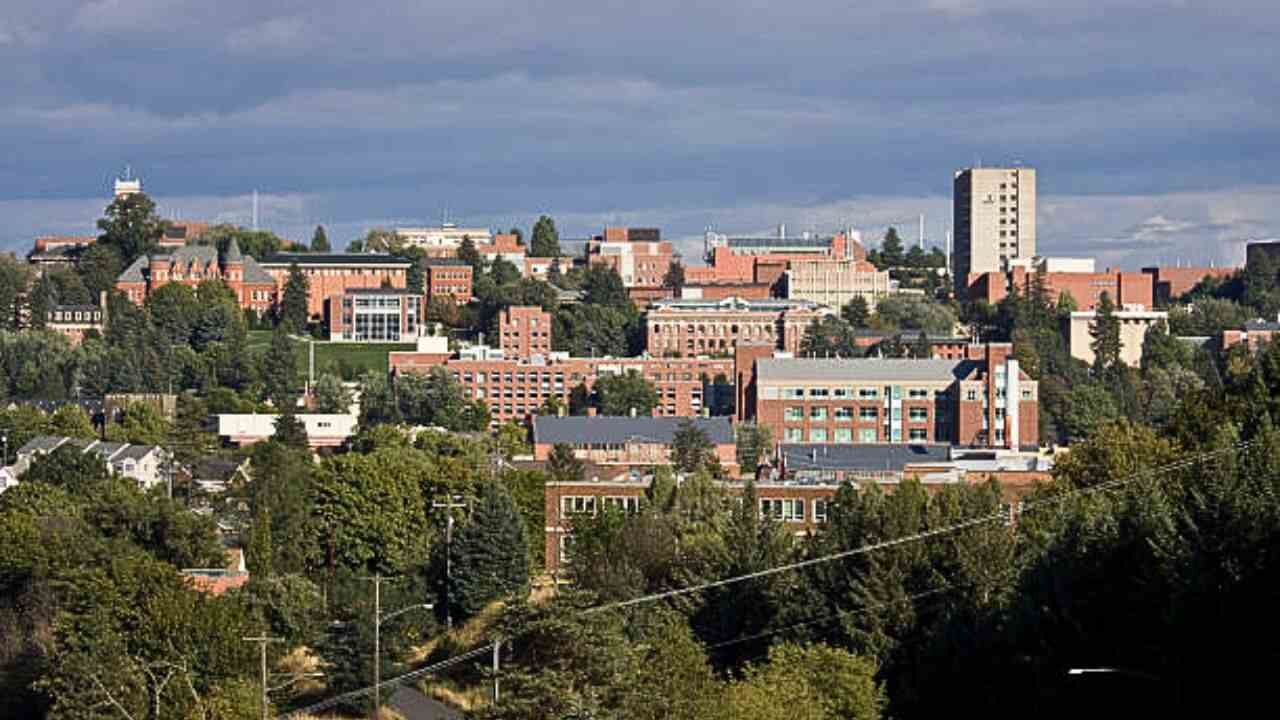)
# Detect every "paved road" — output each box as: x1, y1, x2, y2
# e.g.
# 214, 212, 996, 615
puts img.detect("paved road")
387, 686, 463, 720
